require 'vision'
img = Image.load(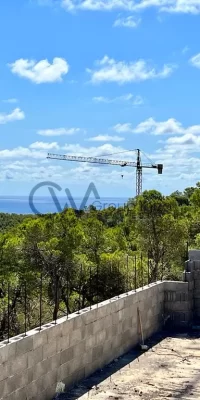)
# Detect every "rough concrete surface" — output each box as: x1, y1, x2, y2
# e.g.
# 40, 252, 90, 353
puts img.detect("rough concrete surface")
56, 332, 200, 400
